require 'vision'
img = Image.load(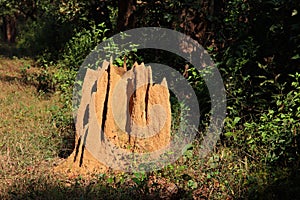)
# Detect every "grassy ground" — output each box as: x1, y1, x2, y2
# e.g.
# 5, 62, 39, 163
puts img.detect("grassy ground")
0, 56, 299, 200
0, 56, 236, 199
0, 57, 63, 197
0, 57, 190, 199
